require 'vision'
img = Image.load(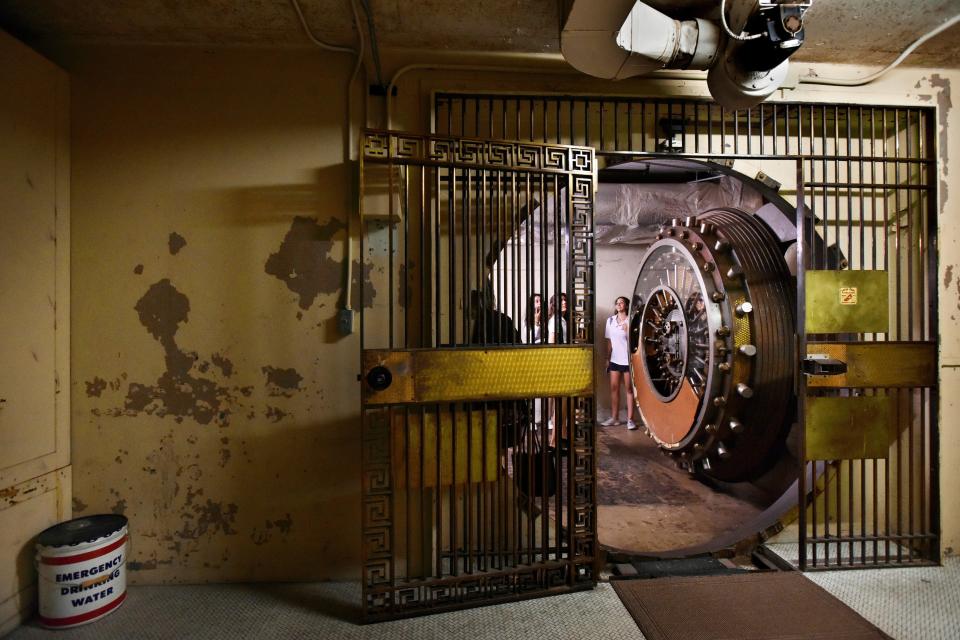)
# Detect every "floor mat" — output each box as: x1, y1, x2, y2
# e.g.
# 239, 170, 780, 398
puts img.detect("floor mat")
611, 571, 892, 640
626, 556, 745, 579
